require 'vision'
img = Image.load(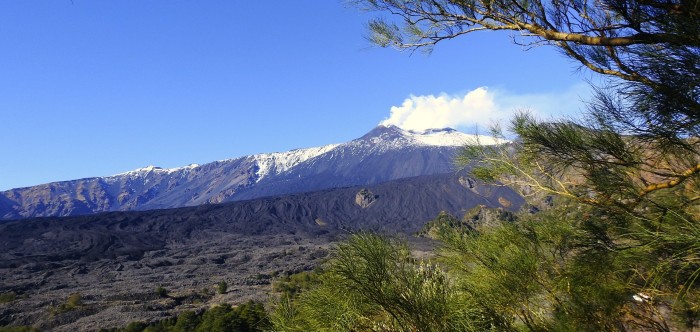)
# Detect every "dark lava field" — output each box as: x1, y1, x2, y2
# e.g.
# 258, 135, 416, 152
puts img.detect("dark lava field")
0, 172, 522, 330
